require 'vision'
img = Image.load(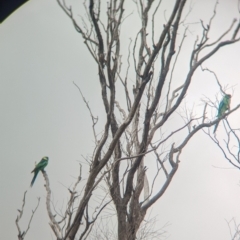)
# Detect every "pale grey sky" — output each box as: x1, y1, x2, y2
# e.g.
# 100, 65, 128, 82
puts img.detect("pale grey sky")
1, 0, 240, 239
